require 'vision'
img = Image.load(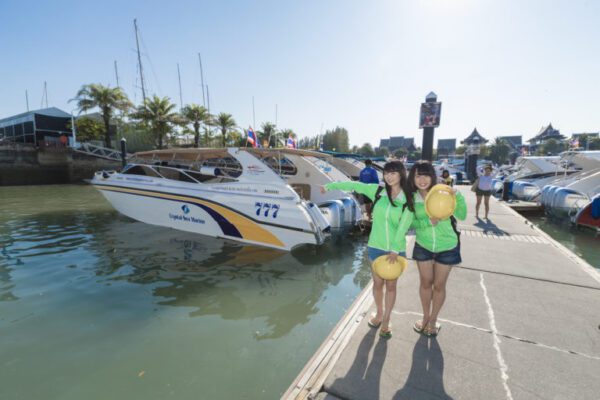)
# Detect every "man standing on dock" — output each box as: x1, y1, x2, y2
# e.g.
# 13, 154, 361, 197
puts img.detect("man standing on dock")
359, 159, 380, 221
